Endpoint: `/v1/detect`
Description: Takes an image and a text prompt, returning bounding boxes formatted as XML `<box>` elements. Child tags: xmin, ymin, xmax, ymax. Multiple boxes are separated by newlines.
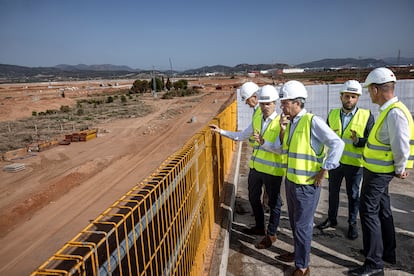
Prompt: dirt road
<box><xmin>0</xmin><ymin>81</ymin><xmax>236</xmax><ymax>275</ymax></box>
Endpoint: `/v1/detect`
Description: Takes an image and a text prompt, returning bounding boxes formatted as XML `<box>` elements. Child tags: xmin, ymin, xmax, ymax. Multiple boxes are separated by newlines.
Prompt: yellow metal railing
<box><xmin>31</xmin><ymin>101</ymin><xmax>237</xmax><ymax>276</ymax></box>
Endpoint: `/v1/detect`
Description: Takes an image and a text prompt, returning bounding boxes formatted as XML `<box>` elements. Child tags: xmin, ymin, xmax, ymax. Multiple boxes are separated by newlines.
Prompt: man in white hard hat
<box><xmin>350</xmin><ymin>68</ymin><xmax>414</xmax><ymax>276</ymax></box>
<box><xmin>261</xmin><ymin>80</ymin><xmax>344</xmax><ymax>276</ymax></box>
<box><xmin>317</xmin><ymin>80</ymin><xmax>374</xmax><ymax>240</ymax></box>
<box><xmin>210</xmin><ymin>81</ymin><xmax>260</xmax><ymax>145</ymax></box>
<box><xmin>211</xmin><ymin>84</ymin><xmax>285</xmax><ymax>249</ymax></box>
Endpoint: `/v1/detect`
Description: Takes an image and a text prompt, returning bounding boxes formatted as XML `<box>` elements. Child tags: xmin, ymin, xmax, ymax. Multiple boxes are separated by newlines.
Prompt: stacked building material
<box><xmin>71</xmin><ymin>133</ymin><xmax>80</xmax><ymax>142</ymax></box>
<box><xmin>79</xmin><ymin>129</ymin><xmax>97</xmax><ymax>142</ymax></box>
<box><xmin>27</xmin><ymin>141</ymin><xmax>58</xmax><ymax>152</ymax></box>
<box><xmin>2</xmin><ymin>148</ymin><xmax>28</xmax><ymax>161</ymax></box>
<box><xmin>3</xmin><ymin>163</ymin><xmax>25</xmax><ymax>172</ymax></box>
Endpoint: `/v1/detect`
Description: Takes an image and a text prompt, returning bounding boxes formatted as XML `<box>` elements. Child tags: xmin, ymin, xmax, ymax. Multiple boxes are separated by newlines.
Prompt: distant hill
<box><xmin>296</xmin><ymin>58</ymin><xmax>388</xmax><ymax>69</ymax></box>
<box><xmin>0</xmin><ymin>64</ymin><xmax>143</xmax><ymax>83</ymax></box>
<box><xmin>1</xmin><ymin>57</ymin><xmax>413</xmax><ymax>83</ymax></box>
<box><xmin>182</xmin><ymin>63</ymin><xmax>289</xmax><ymax>75</ymax></box>
<box><xmin>382</xmin><ymin>57</ymin><xmax>414</xmax><ymax>65</ymax></box>
<box><xmin>55</xmin><ymin>64</ymin><xmax>136</xmax><ymax>71</ymax></box>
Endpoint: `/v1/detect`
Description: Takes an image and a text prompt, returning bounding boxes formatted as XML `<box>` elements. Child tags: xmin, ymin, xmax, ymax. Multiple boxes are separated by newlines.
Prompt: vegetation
<box><xmin>0</xmin><ymin>78</ymin><xmax>203</xmax><ymax>153</ymax></box>
<box><xmin>0</xmin><ymin>91</ymin><xmax>154</xmax><ymax>153</ymax></box>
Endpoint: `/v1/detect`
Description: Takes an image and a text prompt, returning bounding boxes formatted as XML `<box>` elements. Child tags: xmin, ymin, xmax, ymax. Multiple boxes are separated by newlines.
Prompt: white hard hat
<box><xmin>279</xmin><ymin>80</ymin><xmax>308</xmax><ymax>100</ymax></box>
<box><xmin>240</xmin><ymin>81</ymin><xmax>259</xmax><ymax>101</ymax></box>
<box><xmin>363</xmin><ymin>67</ymin><xmax>396</xmax><ymax>88</ymax></box>
<box><xmin>341</xmin><ymin>80</ymin><xmax>362</xmax><ymax>95</ymax></box>
<box><xmin>258</xmin><ymin>85</ymin><xmax>279</xmax><ymax>103</ymax></box>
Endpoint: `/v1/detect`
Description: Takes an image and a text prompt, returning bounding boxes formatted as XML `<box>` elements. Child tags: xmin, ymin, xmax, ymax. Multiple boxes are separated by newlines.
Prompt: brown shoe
<box><xmin>292</xmin><ymin>267</ymin><xmax>310</xmax><ymax>276</ymax></box>
<box><xmin>255</xmin><ymin>235</ymin><xmax>277</xmax><ymax>249</ymax></box>
<box><xmin>275</xmin><ymin>252</ymin><xmax>295</xmax><ymax>262</ymax></box>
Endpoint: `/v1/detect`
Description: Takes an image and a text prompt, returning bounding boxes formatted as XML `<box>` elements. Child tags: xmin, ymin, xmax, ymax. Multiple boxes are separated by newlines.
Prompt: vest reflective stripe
<box><xmin>287</xmin><ymin>167</ymin><xmax>317</xmax><ymax>177</ymax></box>
<box><xmin>249</xmin><ymin>114</ymin><xmax>285</xmax><ymax>176</ymax></box>
<box><xmin>288</xmin><ymin>152</ymin><xmax>324</xmax><ymax>164</ymax></box>
<box><xmin>363</xmin><ymin>101</ymin><xmax>414</xmax><ymax>173</ymax></box>
<box><xmin>328</xmin><ymin>108</ymin><xmax>370</xmax><ymax>167</ymax></box>
<box><xmin>250</xmin><ymin>155</ymin><xmax>286</xmax><ymax>169</ymax></box>
<box><xmin>283</xmin><ymin>113</ymin><xmax>324</xmax><ymax>184</ymax></box>
<box><xmin>366</xmin><ymin>143</ymin><xmax>390</xmax><ymax>151</ymax></box>
<box><xmin>248</xmin><ymin>108</ymin><xmax>262</xmax><ymax>147</ymax></box>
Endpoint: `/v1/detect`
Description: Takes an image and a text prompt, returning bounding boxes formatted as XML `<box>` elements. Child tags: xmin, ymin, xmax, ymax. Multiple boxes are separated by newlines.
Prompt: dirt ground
<box><xmin>0</xmin><ymin>76</ymin><xmax>253</xmax><ymax>275</ymax></box>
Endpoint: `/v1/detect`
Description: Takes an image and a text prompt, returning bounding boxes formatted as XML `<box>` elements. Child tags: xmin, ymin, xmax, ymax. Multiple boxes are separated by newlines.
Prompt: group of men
<box><xmin>209</xmin><ymin>67</ymin><xmax>414</xmax><ymax>276</ymax></box>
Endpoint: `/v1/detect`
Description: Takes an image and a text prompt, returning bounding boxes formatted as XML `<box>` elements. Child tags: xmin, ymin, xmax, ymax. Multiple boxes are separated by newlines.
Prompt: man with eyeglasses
<box><xmin>349</xmin><ymin>67</ymin><xmax>414</xmax><ymax>276</ymax></box>
<box><xmin>259</xmin><ymin>80</ymin><xmax>344</xmax><ymax>276</ymax></box>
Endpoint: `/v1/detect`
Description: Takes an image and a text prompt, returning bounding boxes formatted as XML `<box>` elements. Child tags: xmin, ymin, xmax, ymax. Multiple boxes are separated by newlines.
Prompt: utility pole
<box><xmin>169</xmin><ymin>57</ymin><xmax>173</xmax><ymax>81</ymax></box>
<box><xmin>397</xmin><ymin>49</ymin><xmax>401</xmax><ymax>66</ymax></box>
<box><xmin>152</xmin><ymin>66</ymin><xmax>157</xmax><ymax>98</ymax></box>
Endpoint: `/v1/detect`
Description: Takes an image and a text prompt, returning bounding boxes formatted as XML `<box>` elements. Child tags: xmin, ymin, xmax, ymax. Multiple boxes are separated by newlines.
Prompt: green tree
<box><xmin>130</xmin><ymin>79</ymin><xmax>150</xmax><ymax>94</ymax></box>
<box><xmin>173</xmin><ymin>79</ymin><xmax>188</xmax><ymax>90</ymax></box>
<box><xmin>150</xmin><ymin>77</ymin><xmax>163</xmax><ymax>92</ymax></box>
<box><xmin>166</xmin><ymin>77</ymin><xmax>172</xmax><ymax>91</ymax></box>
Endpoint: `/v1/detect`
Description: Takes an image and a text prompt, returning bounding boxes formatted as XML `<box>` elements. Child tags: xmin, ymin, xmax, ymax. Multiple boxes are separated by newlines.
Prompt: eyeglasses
<box><xmin>280</xmin><ymin>100</ymin><xmax>293</xmax><ymax>105</ymax></box>
<box><xmin>259</xmin><ymin>102</ymin><xmax>275</xmax><ymax>106</ymax></box>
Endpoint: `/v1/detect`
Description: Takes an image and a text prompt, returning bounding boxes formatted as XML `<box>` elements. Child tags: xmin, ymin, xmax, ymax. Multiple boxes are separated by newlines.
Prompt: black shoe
<box><xmin>348</xmin><ymin>223</ymin><xmax>358</xmax><ymax>240</ymax></box>
<box><xmin>349</xmin><ymin>265</ymin><xmax>384</xmax><ymax>276</ymax></box>
<box><xmin>242</xmin><ymin>226</ymin><xmax>265</xmax><ymax>236</ymax></box>
<box><xmin>316</xmin><ymin>218</ymin><xmax>337</xmax><ymax>230</ymax></box>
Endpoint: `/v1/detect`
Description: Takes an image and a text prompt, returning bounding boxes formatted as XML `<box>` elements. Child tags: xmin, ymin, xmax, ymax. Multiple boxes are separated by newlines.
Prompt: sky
<box><xmin>1</xmin><ymin>0</ymin><xmax>413</xmax><ymax>71</ymax></box>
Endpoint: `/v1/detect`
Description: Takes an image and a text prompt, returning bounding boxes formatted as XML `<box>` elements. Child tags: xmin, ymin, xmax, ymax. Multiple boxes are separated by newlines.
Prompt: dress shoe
<box><xmin>316</xmin><ymin>218</ymin><xmax>337</xmax><ymax>230</ymax></box>
<box><xmin>292</xmin><ymin>267</ymin><xmax>310</xmax><ymax>276</ymax></box>
<box><xmin>255</xmin><ymin>234</ymin><xmax>277</xmax><ymax>249</ymax></box>
<box><xmin>348</xmin><ymin>223</ymin><xmax>358</xmax><ymax>240</ymax></box>
<box><xmin>242</xmin><ymin>226</ymin><xmax>265</xmax><ymax>236</ymax></box>
<box><xmin>349</xmin><ymin>265</ymin><xmax>384</xmax><ymax>276</ymax></box>
<box><xmin>275</xmin><ymin>252</ymin><xmax>295</xmax><ymax>262</ymax></box>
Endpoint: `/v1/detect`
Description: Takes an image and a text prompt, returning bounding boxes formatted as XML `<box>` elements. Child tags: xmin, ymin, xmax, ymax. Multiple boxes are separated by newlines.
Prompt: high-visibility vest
<box><xmin>363</xmin><ymin>101</ymin><xmax>414</xmax><ymax>173</ymax></box>
<box><xmin>249</xmin><ymin>114</ymin><xmax>286</xmax><ymax>176</ymax></box>
<box><xmin>248</xmin><ymin>108</ymin><xmax>262</xmax><ymax>147</ymax></box>
<box><xmin>328</xmin><ymin>108</ymin><xmax>370</xmax><ymax>167</ymax></box>
<box><xmin>283</xmin><ymin>113</ymin><xmax>325</xmax><ymax>184</ymax></box>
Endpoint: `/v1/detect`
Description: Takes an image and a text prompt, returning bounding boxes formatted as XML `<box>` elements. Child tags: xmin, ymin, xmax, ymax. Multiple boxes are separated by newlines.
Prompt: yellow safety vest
<box><xmin>363</xmin><ymin>101</ymin><xmax>414</xmax><ymax>173</ymax></box>
<box><xmin>250</xmin><ymin>114</ymin><xmax>285</xmax><ymax>176</ymax></box>
<box><xmin>328</xmin><ymin>108</ymin><xmax>370</xmax><ymax>167</ymax></box>
<box><xmin>248</xmin><ymin>108</ymin><xmax>262</xmax><ymax>147</ymax></box>
<box><xmin>283</xmin><ymin>113</ymin><xmax>325</xmax><ymax>184</ymax></box>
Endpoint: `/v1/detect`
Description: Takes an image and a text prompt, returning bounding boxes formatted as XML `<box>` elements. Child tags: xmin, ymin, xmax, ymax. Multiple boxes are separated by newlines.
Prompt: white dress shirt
<box><xmin>377</xmin><ymin>97</ymin><xmax>411</xmax><ymax>174</ymax></box>
<box><xmin>263</xmin><ymin>109</ymin><xmax>344</xmax><ymax>170</ymax></box>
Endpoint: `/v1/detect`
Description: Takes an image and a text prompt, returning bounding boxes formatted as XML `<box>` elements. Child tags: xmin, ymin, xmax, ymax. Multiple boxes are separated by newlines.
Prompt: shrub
<box><xmin>60</xmin><ymin>105</ymin><xmax>71</xmax><ymax>112</ymax></box>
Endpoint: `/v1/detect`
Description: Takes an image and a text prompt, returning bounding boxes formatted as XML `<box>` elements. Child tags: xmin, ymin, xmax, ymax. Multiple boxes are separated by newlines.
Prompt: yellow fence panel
<box><xmin>31</xmin><ymin>101</ymin><xmax>237</xmax><ymax>276</ymax></box>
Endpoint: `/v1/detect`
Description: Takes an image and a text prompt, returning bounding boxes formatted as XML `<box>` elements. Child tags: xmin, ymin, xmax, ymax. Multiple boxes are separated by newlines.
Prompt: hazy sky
<box><xmin>1</xmin><ymin>0</ymin><xmax>413</xmax><ymax>70</ymax></box>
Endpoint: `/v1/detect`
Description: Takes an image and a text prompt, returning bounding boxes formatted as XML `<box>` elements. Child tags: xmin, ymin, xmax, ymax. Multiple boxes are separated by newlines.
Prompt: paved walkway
<box><xmin>217</xmin><ymin>141</ymin><xmax>414</xmax><ymax>276</ymax></box>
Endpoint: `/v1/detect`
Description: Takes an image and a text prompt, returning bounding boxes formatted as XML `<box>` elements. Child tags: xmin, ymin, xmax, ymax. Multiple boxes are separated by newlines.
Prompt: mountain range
<box><xmin>0</xmin><ymin>57</ymin><xmax>413</xmax><ymax>83</ymax></box>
